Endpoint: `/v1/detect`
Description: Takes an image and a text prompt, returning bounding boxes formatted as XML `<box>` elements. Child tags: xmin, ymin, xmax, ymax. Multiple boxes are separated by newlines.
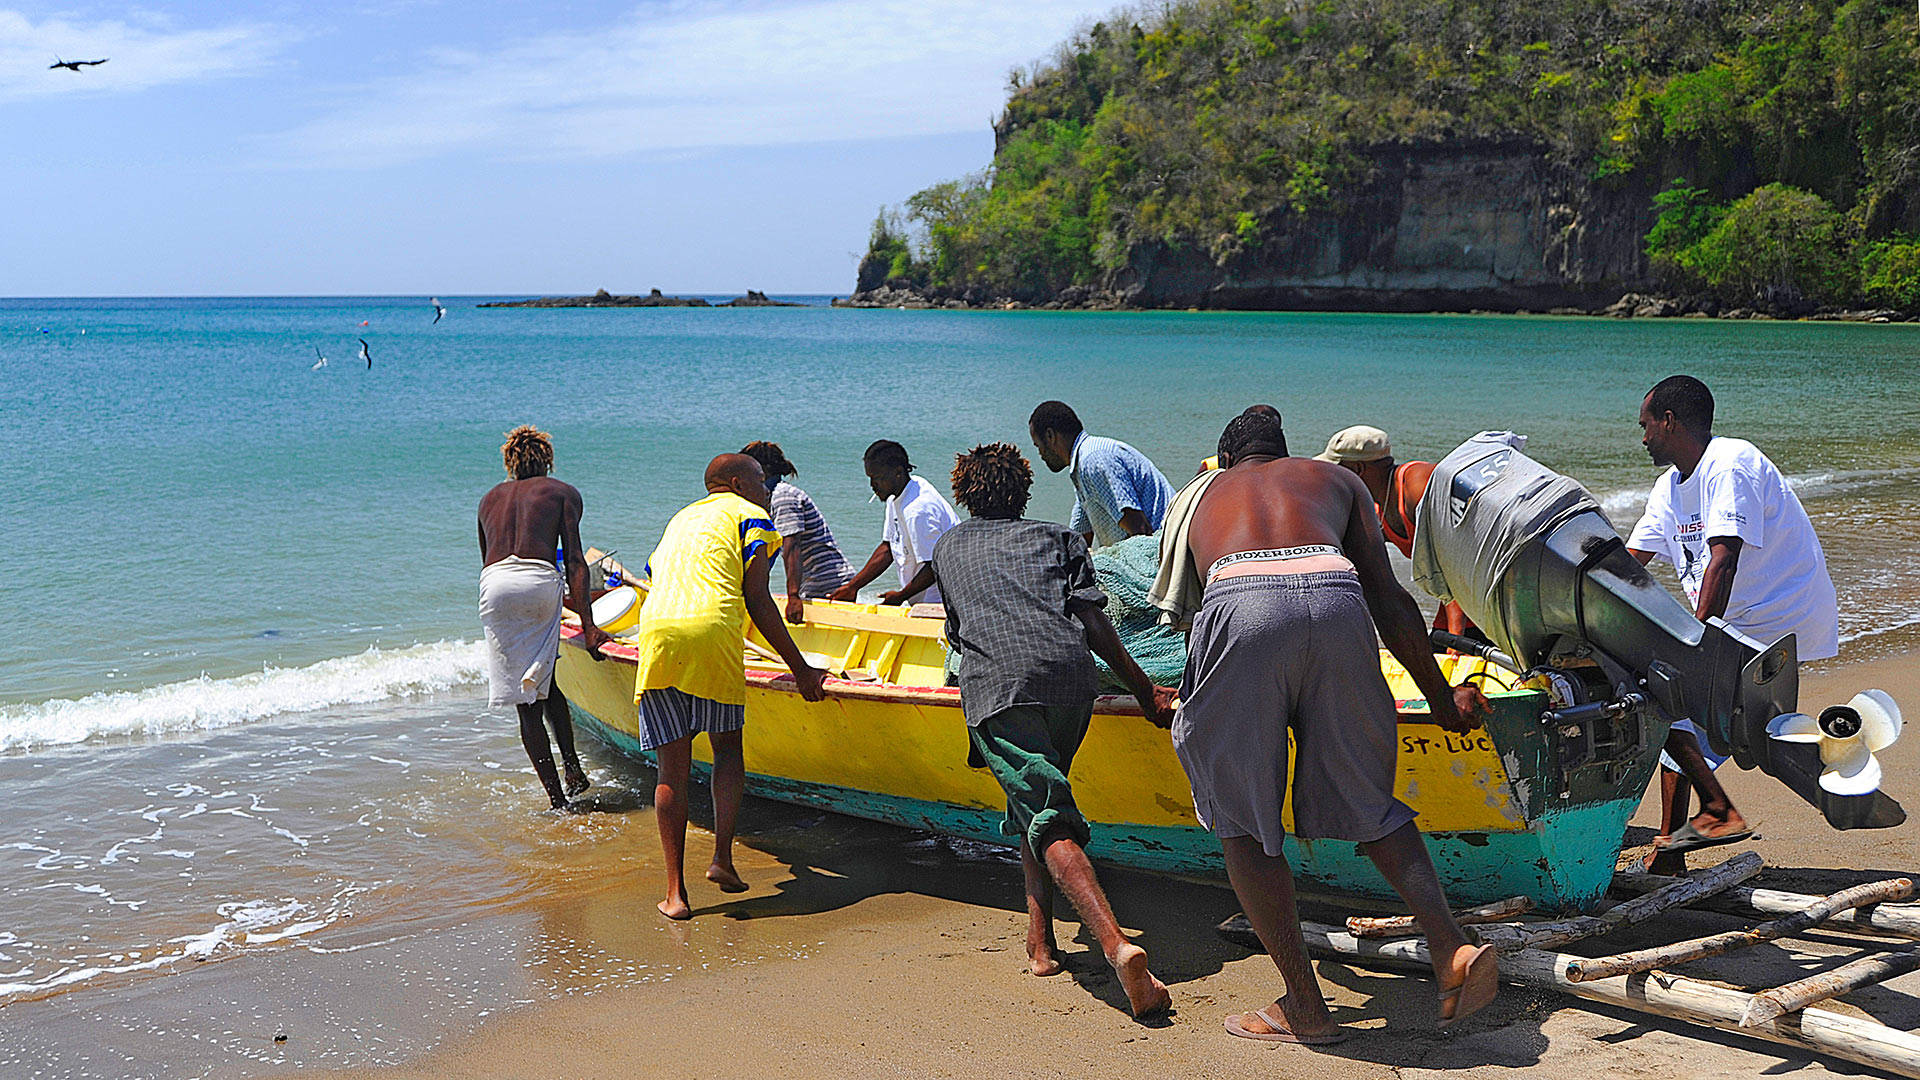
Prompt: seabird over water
<box><xmin>312</xmin><ymin>346</ymin><xmax>327</xmax><ymax>370</ymax></box>
<box><xmin>431</xmin><ymin>297</ymin><xmax>446</xmax><ymax>324</ymax></box>
<box><xmin>50</xmin><ymin>57</ymin><xmax>107</xmax><ymax>71</ymax></box>
<box><xmin>358</xmin><ymin>338</ymin><xmax>371</xmax><ymax>369</ymax></box>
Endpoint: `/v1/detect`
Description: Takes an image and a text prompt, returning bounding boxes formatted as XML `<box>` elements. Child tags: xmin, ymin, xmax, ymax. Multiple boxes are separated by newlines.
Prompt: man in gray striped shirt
<box><xmin>742</xmin><ymin>441</ymin><xmax>854</xmax><ymax>622</ymax></box>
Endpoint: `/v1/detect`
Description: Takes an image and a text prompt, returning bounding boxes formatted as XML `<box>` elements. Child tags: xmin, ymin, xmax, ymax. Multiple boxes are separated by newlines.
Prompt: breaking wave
<box><xmin>1593</xmin><ymin>465</ymin><xmax>1920</xmax><ymax>524</ymax></box>
<box><xmin>0</xmin><ymin>641</ymin><xmax>485</xmax><ymax>754</ymax></box>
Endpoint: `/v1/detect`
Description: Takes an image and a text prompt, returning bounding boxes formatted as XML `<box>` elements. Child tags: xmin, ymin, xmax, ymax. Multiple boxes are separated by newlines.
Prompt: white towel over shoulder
<box><xmin>479</xmin><ymin>556</ymin><xmax>565</xmax><ymax>706</ymax></box>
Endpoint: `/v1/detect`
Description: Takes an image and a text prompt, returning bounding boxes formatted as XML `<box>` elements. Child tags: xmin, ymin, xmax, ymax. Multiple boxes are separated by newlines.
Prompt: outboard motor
<box><xmin>1411</xmin><ymin>436</ymin><xmax>1904</xmax><ymax>831</ymax></box>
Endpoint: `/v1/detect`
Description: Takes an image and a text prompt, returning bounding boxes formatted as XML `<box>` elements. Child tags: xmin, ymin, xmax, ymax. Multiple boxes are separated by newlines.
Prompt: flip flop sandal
<box><xmin>1224</xmin><ymin>1003</ymin><xmax>1347</xmax><ymax>1044</ymax></box>
<box><xmin>1660</xmin><ymin>821</ymin><xmax>1755</xmax><ymax>856</ymax></box>
<box><xmin>1438</xmin><ymin>944</ymin><xmax>1501</xmax><ymax>1030</ymax></box>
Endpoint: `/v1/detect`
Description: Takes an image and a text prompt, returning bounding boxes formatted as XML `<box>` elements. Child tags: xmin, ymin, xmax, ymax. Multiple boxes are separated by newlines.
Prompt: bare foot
<box><xmin>1109</xmin><ymin>941</ymin><xmax>1171</xmax><ymax>1018</ymax></box>
<box><xmin>1437</xmin><ymin>943</ymin><xmax>1499</xmax><ymax>1028</ymax></box>
<box><xmin>657</xmin><ymin>894</ymin><xmax>691</xmax><ymax>920</ymax></box>
<box><xmin>563</xmin><ymin>766</ymin><xmax>591</xmax><ymax>798</ymax></box>
<box><xmin>1028</xmin><ymin>944</ymin><xmax>1064</xmax><ymax>977</ymax></box>
<box><xmin>706</xmin><ymin>863</ymin><xmax>748</xmax><ymax>893</ymax></box>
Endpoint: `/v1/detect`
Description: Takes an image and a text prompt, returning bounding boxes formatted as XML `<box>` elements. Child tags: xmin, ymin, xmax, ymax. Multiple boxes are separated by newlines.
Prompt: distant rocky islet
<box><xmin>479</xmin><ymin>288</ymin><xmax>804</xmax><ymax>309</ymax></box>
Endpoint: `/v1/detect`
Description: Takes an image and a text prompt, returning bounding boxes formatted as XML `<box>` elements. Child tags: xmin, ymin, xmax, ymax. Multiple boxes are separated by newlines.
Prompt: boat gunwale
<box><xmin>559</xmin><ymin>624</ymin><xmax>1535</xmax><ymax>723</ymax></box>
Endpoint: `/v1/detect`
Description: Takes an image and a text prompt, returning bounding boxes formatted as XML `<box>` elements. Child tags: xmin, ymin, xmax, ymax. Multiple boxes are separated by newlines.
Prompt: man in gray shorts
<box><xmin>1174</xmin><ymin>410</ymin><xmax>1498</xmax><ymax>1044</ymax></box>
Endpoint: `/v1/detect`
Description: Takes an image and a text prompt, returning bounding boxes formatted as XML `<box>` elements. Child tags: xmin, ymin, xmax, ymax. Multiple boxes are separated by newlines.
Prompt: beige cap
<box><xmin>1314</xmin><ymin>425</ymin><xmax>1392</xmax><ymax>463</ymax></box>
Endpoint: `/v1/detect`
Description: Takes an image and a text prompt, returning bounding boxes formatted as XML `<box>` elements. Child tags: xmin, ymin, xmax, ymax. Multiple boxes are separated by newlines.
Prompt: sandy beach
<box><xmin>283</xmin><ymin>647</ymin><xmax>1920</xmax><ymax>1080</ymax></box>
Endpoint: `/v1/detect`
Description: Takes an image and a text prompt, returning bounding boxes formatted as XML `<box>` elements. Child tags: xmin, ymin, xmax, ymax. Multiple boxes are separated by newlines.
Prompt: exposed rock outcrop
<box><xmin>479</xmin><ymin>288</ymin><xmax>712</xmax><ymax>308</ymax></box>
<box><xmin>720</xmin><ymin>290</ymin><xmax>803</xmax><ymax>307</ymax></box>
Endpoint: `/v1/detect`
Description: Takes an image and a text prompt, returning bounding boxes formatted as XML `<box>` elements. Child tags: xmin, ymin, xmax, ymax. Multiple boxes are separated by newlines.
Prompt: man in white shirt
<box><xmin>1627</xmin><ymin>375</ymin><xmax>1840</xmax><ymax>873</ymax></box>
<box><xmin>830</xmin><ymin>439</ymin><xmax>959</xmax><ymax>605</ymax></box>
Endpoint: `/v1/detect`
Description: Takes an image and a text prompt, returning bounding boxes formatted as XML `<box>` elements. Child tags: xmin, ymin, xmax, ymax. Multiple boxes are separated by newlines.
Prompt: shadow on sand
<box><xmin>575</xmin><ymin>741</ymin><xmax>1576</xmax><ymax>1063</ymax></box>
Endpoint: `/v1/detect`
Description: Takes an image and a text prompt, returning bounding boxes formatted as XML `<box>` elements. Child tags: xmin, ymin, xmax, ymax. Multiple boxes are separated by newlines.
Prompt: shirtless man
<box><xmin>1172</xmin><ymin>410</ymin><xmax>1498</xmax><ymax>1043</ymax></box>
<box><xmin>478</xmin><ymin>426</ymin><xmax>610</xmax><ymax>809</ymax></box>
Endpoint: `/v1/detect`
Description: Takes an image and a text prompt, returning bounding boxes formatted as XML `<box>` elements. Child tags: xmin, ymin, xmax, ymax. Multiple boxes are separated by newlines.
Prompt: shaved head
<box><xmin>705</xmin><ymin>453</ymin><xmax>764</xmax><ymax>492</ymax></box>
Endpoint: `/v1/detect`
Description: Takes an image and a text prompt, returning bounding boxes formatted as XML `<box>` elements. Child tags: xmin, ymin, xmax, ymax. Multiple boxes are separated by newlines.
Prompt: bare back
<box><xmin>478</xmin><ymin>476</ymin><xmax>584</xmax><ymax>568</ymax></box>
<box><xmin>1188</xmin><ymin>456</ymin><xmax>1399</xmax><ymax>602</ymax></box>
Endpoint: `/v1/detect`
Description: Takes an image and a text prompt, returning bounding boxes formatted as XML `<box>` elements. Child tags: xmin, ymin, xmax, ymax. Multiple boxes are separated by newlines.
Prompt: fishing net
<box><xmin>1091</xmin><ymin>534</ymin><xmax>1188</xmax><ymax>689</ymax></box>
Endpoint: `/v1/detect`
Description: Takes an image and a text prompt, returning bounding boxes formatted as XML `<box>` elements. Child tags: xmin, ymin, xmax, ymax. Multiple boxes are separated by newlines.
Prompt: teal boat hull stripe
<box><xmin>572</xmin><ymin>705</ymin><xmax>1634</xmax><ymax>910</ymax></box>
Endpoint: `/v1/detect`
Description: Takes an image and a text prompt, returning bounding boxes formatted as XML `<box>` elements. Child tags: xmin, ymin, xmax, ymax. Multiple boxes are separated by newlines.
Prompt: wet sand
<box><xmin>291</xmin><ymin>648</ymin><xmax>1920</xmax><ymax>1080</ymax></box>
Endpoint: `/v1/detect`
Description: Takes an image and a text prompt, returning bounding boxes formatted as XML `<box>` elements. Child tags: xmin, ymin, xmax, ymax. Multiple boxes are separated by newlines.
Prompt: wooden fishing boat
<box><xmin>556</xmin><ymin>596</ymin><xmax>1657</xmax><ymax>912</ymax></box>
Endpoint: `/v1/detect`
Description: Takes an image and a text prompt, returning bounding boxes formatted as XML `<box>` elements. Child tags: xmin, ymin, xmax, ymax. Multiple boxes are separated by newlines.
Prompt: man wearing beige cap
<box><xmin>1315</xmin><ymin>426</ymin><xmax>1474</xmax><ymax>637</ymax></box>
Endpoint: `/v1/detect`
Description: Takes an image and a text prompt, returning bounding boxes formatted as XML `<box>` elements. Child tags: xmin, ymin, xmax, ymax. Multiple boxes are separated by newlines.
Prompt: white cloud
<box><xmin>0</xmin><ymin>10</ymin><xmax>288</xmax><ymax>103</ymax></box>
<box><xmin>270</xmin><ymin>0</ymin><xmax>1111</xmax><ymax>166</ymax></box>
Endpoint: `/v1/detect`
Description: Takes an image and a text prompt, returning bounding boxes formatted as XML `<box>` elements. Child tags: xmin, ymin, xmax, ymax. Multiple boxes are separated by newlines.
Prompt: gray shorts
<box><xmin>1172</xmin><ymin>572</ymin><xmax>1414</xmax><ymax>854</ymax></box>
<box><xmin>638</xmin><ymin>687</ymin><xmax>745</xmax><ymax>751</ymax></box>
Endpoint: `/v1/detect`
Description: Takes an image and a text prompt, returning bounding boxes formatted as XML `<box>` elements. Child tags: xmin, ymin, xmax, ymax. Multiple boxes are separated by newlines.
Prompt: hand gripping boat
<box><xmin>556</xmin><ymin>444</ymin><xmax>1899</xmax><ymax>912</ymax></box>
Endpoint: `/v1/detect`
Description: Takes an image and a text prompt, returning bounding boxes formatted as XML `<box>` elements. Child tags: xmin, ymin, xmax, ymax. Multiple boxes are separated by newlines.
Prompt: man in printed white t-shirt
<box><xmin>1627</xmin><ymin>375</ymin><xmax>1840</xmax><ymax>874</ymax></box>
<box><xmin>831</xmin><ymin>439</ymin><xmax>959</xmax><ymax>606</ymax></box>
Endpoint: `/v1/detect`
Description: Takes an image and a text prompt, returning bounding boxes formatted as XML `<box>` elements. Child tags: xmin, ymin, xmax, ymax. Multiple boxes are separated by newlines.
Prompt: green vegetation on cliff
<box><xmin>861</xmin><ymin>0</ymin><xmax>1920</xmax><ymax>309</ymax></box>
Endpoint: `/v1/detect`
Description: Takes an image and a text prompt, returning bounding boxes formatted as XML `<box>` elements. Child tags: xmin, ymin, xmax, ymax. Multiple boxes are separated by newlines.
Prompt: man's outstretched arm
<box><xmin>560</xmin><ymin>487</ymin><xmax>608</xmax><ymax>660</ymax></box>
<box><xmin>1075</xmin><ymin>604</ymin><xmax>1173</xmax><ymax>725</ymax></box>
<box><xmin>1340</xmin><ymin>471</ymin><xmax>1485</xmax><ymax>733</ymax></box>
<box><xmin>831</xmin><ymin>542</ymin><xmax>894</xmax><ymax>601</ymax></box>
<box><xmin>745</xmin><ymin>551</ymin><xmax>826</xmax><ymax>701</ymax></box>
<box><xmin>881</xmin><ymin>564</ymin><xmax>937</xmax><ymax>605</ymax></box>
<box><xmin>1695</xmin><ymin>537</ymin><xmax>1742</xmax><ymax>622</ymax></box>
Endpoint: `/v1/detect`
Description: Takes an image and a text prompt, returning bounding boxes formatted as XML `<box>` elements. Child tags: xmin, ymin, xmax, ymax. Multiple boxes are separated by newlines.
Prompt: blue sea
<box><xmin>3</xmin><ymin>296</ymin><xmax>1919</xmax><ymax>1075</ymax></box>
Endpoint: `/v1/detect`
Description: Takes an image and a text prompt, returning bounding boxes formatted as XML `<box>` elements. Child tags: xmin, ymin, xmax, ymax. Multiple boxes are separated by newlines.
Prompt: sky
<box><xmin>1</xmin><ymin>1</ymin><xmax>1117</xmax><ymax>296</ymax></box>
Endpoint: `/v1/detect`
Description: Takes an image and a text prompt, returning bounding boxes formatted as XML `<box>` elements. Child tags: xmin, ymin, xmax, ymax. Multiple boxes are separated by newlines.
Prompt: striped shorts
<box><xmin>637</xmin><ymin>687</ymin><xmax>745</xmax><ymax>751</ymax></box>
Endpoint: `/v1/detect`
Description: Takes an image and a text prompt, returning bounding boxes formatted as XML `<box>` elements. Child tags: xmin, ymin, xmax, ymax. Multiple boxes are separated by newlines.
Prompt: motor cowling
<box><xmin>1411</xmin><ymin>436</ymin><xmax>1904</xmax><ymax>830</ymax></box>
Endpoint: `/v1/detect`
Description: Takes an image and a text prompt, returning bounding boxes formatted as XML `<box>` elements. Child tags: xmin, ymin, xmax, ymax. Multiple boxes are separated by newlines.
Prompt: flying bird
<box><xmin>312</xmin><ymin>346</ymin><xmax>327</xmax><ymax>370</ymax></box>
<box><xmin>431</xmin><ymin>297</ymin><xmax>446</xmax><ymax>324</ymax></box>
<box><xmin>50</xmin><ymin>57</ymin><xmax>108</xmax><ymax>71</ymax></box>
<box><xmin>358</xmin><ymin>338</ymin><xmax>372</xmax><ymax>369</ymax></box>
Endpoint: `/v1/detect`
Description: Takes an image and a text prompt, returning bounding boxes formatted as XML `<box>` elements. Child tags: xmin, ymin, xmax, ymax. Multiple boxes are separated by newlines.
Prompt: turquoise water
<box><xmin>4</xmin><ymin>297</ymin><xmax>1920</xmax><ymax>1074</ymax></box>
<box><xmin>6</xmin><ymin>297</ymin><xmax>1918</xmax><ymax>712</ymax></box>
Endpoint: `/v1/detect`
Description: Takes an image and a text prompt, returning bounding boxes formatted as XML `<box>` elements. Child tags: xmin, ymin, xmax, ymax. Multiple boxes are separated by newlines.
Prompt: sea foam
<box><xmin>1593</xmin><ymin>465</ymin><xmax>1920</xmax><ymax>526</ymax></box>
<box><xmin>0</xmin><ymin>641</ymin><xmax>485</xmax><ymax>754</ymax></box>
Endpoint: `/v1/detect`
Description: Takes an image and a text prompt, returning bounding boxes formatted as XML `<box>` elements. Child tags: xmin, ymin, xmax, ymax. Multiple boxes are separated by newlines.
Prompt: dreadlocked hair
<box><xmin>502</xmin><ymin>425</ymin><xmax>554</xmax><ymax>479</ymax></box>
<box><xmin>740</xmin><ymin>440</ymin><xmax>797</xmax><ymax>481</ymax></box>
<box><xmin>951</xmin><ymin>442</ymin><xmax>1033</xmax><ymax>519</ymax></box>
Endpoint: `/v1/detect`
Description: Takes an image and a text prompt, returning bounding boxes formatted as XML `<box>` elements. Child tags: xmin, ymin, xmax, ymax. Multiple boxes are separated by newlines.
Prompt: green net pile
<box><xmin>1091</xmin><ymin>534</ymin><xmax>1188</xmax><ymax>689</ymax></box>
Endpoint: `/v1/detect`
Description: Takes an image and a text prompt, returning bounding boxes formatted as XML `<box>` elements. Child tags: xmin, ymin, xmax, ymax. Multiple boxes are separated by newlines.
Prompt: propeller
<box><xmin>1767</xmin><ymin>690</ymin><xmax>1904</xmax><ymax>796</ymax></box>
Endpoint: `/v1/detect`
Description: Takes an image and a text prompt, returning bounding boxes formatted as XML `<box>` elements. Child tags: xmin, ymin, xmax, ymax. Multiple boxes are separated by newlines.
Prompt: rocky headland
<box><xmin>845</xmin><ymin>1</ymin><xmax>1920</xmax><ymax>321</ymax></box>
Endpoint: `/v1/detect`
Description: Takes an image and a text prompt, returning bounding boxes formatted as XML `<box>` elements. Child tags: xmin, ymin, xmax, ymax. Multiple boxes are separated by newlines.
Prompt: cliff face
<box><xmin>1114</xmin><ymin>139</ymin><xmax>1656</xmax><ymax>311</ymax></box>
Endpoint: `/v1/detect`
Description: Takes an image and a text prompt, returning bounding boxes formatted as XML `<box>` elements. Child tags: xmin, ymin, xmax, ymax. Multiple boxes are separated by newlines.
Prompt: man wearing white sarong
<box><xmin>479</xmin><ymin>426</ymin><xmax>610</xmax><ymax>809</ymax></box>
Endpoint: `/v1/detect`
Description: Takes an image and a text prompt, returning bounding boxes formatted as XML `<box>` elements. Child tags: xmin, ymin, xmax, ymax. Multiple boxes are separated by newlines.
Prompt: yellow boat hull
<box><xmin>557</xmin><ymin>599</ymin><xmax>1650</xmax><ymax>910</ymax></box>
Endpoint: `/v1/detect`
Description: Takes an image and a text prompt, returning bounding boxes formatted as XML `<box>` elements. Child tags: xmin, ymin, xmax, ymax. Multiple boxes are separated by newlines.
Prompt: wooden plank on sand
<box><xmin>1615</xmin><ymin>872</ymin><xmax>1920</xmax><ymax>941</ymax></box>
<box><xmin>1743</xmin><ymin>951</ymin><xmax>1920</xmax><ymax>1027</ymax></box>
<box><xmin>1469</xmin><ymin>851</ymin><xmax>1763</xmax><ymax>953</ymax></box>
<box><xmin>1568</xmin><ymin>877</ymin><xmax>1915</xmax><ymax>983</ymax></box>
<box><xmin>1299</xmin><ymin>920</ymin><xmax>1920</xmax><ymax>1080</ymax></box>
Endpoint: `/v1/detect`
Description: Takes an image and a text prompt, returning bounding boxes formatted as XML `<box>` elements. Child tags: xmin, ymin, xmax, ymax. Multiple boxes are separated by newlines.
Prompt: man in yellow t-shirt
<box><xmin>633</xmin><ymin>453</ymin><xmax>827</xmax><ymax>920</ymax></box>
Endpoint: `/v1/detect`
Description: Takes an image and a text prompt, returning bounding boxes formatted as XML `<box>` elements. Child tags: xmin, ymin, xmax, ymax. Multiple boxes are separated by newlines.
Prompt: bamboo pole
<box><xmin>1347</xmin><ymin>896</ymin><xmax>1533</xmax><ymax>939</ymax></box>
<box><xmin>1567</xmin><ymin>878</ymin><xmax>1914</xmax><ymax>983</ymax></box>
<box><xmin>1743</xmin><ymin>951</ymin><xmax>1920</xmax><ymax>1027</ymax></box>
<box><xmin>1470</xmin><ymin>851</ymin><xmax>1763</xmax><ymax>953</ymax></box>
<box><xmin>1614</xmin><ymin>872</ymin><xmax>1920</xmax><ymax>941</ymax></box>
<box><xmin>1299</xmin><ymin>920</ymin><xmax>1920</xmax><ymax>1079</ymax></box>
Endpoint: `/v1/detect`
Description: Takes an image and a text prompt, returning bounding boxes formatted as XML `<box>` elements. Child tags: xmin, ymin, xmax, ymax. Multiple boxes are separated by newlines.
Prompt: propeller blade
<box><xmin>1853</xmin><ymin>689</ymin><xmax>1904</xmax><ymax>754</ymax></box>
<box><xmin>1820</xmin><ymin>743</ymin><xmax>1884</xmax><ymax>796</ymax></box>
<box><xmin>1767</xmin><ymin>712</ymin><xmax>1823</xmax><ymax>743</ymax></box>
